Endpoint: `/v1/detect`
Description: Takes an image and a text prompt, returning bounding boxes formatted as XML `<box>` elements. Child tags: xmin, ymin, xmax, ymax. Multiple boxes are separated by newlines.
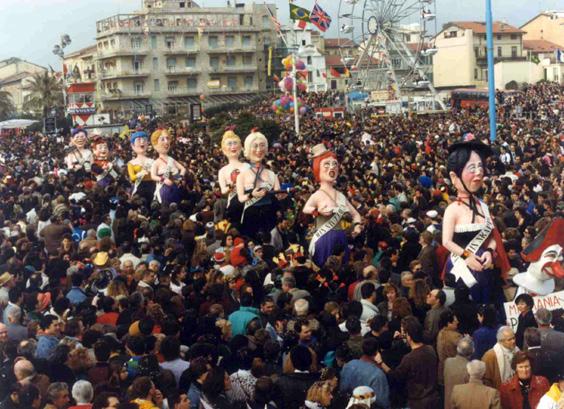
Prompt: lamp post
<box><xmin>52</xmin><ymin>34</ymin><xmax>72</xmax><ymax>115</ymax></box>
<box><xmin>485</xmin><ymin>0</ymin><xmax>496</xmax><ymax>142</ymax></box>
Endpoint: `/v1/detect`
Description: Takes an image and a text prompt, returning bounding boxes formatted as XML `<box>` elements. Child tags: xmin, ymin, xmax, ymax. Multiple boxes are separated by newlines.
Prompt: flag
<box><xmin>531</xmin><ymin>54</ymin><xmax>540</xmax><ymax>64</ymax></box>
<box><xmin>268</xmin><ymin>46</ymin><xmax>273</xmax><ymax>76</ymax></box>
<box><xmin>310</xmin><ymin>3</ymin><xmax>331</xmax><ymax>32</ymax></box>
<box><xmin>330</xmin><ymin>67</ymin><xmax>341</xmax><ymax>78</ymax></box>
<box><xmin>344</xmin><ymin>68</ymin><xmax>351</xmax><ymax>77</ymax></box>
<box><xmin>556</xmin><ymin>49</ymin><xmax>564</xmax><ymax>63</ymax></box>
<box><xmin>266</xmin><ymin>5</ymin><xmax>282</xmax><ymax>34</ymax></box>
<box><xmin>289</xmin><ymin>3</ymin><xmax>310</xmax><ymax>22</ymax></box>
<box><xmin>295</xmin><ymin>20</ymin><xmax>307</xmax><ymax>30</ymax></box>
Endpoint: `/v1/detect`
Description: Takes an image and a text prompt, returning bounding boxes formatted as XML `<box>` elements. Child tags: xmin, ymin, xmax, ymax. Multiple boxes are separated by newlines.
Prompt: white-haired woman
<box><xmin>236</xmin><ymin>130</ymin><xmax>284</xmax><ymax>239</ymax></box>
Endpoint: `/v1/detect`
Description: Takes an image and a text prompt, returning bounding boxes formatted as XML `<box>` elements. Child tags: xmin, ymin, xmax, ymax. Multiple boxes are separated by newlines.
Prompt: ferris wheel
<box><xmin>337</xmin><ymin>0</ymin><xmax>446</xmax><ymax>111</ymax></box>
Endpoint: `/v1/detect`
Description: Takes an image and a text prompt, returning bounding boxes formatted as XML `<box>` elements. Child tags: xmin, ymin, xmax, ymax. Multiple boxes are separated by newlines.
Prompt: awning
<box><xmin>0</xmin><ymin>119</ymin><xmax>39</xmax><ymax>130</ymax></box>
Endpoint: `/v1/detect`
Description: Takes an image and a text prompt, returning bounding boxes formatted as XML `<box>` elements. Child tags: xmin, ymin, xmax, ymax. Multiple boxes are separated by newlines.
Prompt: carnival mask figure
<box><xmin>91</xmin><ymin>136</ymin><xmax>117</xmax><ymax>188</ymax></box>
<box><xmin>303</xmin><ymin>144</ymin><xmax>363</xmax><ymax>268</ymax></box>
<box><xmin>236</xmin><ymin>130</ymin><xmax>283</xmax><ymax>239</ymax></box>
<box><xmin>127</xmin><ymin>131</ymin><xmax>155</xmax><ymax>205</ymax></box>
<box><xmin>150</xmin><ymin>129</ymin><xmax>186</xmax><ymax>205</ymax></box>
<box><xmin>218</xmin><ymin>128</ymin><xmax>249</xmax><ymax>226</ymax></box>
<box><xmin>65</xmin><ymin>128</ymin><xmax>93</xmax><ymax>172</ymax></box>
<box><xmin>442</xmin><ymin>134</ymin><xmax>510</xmax><ymax>303</ymax></box>
<box><xmin>514</xmin><ymin>218</ymin><xmax>564</xmax><ymax>296</ymax></box>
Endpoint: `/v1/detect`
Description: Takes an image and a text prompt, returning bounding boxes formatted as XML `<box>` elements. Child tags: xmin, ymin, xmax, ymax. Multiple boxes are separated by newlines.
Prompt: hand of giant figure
<box><xmin>150</xmin><ymin>129</ymin><xmax>186</xmax><ymax>205</ymax></box>
<box><xmin>65</xmin><ymin>128</ymin><xmax>93</xmax><ymax>171</ymax></box>
<box><xmin>513</xmin><ymin>218</ymin><xmax>564</xmax><ymax>296</ymax></box>
<box><xmin>303</xmin><ymin>144</ymin><xmax>362</xmax><ymax>268</ymax></box>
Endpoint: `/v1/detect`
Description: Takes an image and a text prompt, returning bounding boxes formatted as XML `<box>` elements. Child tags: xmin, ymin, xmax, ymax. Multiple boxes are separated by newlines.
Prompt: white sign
<box><xmin>504</xmin><ymin>290</ymin><xmax>564</xmax><ymax>332</ymax></box>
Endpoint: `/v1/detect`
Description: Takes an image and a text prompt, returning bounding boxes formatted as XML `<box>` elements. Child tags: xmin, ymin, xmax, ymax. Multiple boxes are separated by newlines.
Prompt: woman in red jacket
<box><xmin>499</xmin><ymin>351</ymin><xmax>550</xmax><ymax>409</ymax></box>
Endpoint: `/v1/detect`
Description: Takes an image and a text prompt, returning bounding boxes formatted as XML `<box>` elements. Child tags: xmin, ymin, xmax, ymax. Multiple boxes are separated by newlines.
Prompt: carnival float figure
<box><xmin>513</xmin><ymin>218</ymin><xmax>564</xmax><ymax>296</ymax></box>
<box><xmin>65</xmin><ymin>128</ymin><xmax>93</xmax><ymax>173</ymax></box>
<box><xmin>150</xmin><ymin>129</ymin><xmax>186</xmax><ymax>206</ymax></box>
<box><xmin>127</xmin><ymin>130</ymin><xmax>155</xmax><ymax>205</ymax></box>
<box><xmin>442</xmin><ymin>134</ymin><xmax>509</xmax><ymax>303</ymax></box>
<box><xmin>91</xmin><ymin>136</ymin><xmax>118</xmax><ymax>189</ymax></box>
<box><xmin>303</xmin><ymin>144</ymin><xmax>363</xmax><ymax>268</ymax></box>
<box><xmin>218</xmin><ymin>128</ymin><xmax>249</xmax><ymax>227</ymax></box>
<box><xmin>236</xmin><ymin>130</ymin><xmax>282</xmax><ymax>239</ymax></box>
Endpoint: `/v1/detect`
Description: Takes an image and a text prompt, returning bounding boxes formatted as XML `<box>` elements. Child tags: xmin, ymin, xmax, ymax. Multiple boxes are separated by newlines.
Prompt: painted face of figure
<box><xmin>156</xmin><ymin>131</ymin><xmax>171</xmax><ymax>154</ymax></box>
<box><xmin>222</xmin><ymin>137</ymin><xmax>241</xmax><ymax>160</ymax></box>
<box><xmin>528</xmin><ymin>244</ymin><xmax>564</xmax><ymax>280</ymax></box>
<box><xmin>320</xmin><ymin>156</ymin><xmax>339</xmax><ymax>183</ymax></box>
<box><xmin>250</xmin><ymin>138</ymin><xmax>267</xmax><ymax>163</ymax></box>
<box><xmin>451</xmin><ymin>150</ymin><xmax>484</xmax><ymax>194</ymax></box>
<box><xmin>72</xmin><ymin>131</ymin><xmax>87</xmax><ymax>149</ymax></box>
<box><xmin>94</xmin><ymin>142</ymin><xmax>109</xmax><ymax>160</ymax></box>
<box><xmin>132</xmin><ymin>136</ymin><xmax>148</xmax><ymax>156</ymax></box>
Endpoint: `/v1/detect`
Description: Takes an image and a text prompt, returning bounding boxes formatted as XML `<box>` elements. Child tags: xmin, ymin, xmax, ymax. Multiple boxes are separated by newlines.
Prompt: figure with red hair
<box><xmin>91</xmin><ymin>136</ymin><xmax>118</xmax><ymax>188</ymax></box>
<box><xmin>303</xmin><ymin>144</ymin><xmax>363</xmax><ymax>268</ymax></box>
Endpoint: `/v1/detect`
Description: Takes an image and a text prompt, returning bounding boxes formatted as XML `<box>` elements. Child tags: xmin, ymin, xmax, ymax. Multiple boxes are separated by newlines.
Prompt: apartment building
<box><xmin>433</xmin><ymin>21</ymin><xmax>526</xmax><ymax>89</ymax></box>
<box><xmin>95</xmin><ymin>0</ymin><xmax>277</xmax><ymax>117</ymax></box>
<box><xmin>521</xmin><ymin>11</ymin><xmax>564</xmax><ymax>48</ymax></box>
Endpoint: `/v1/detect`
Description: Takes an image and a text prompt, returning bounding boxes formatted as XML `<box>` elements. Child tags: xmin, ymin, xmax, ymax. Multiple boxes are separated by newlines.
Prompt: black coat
<box><xmin>516</xmin><ymin>310</ymin><xmax>537</xmax><ymax>349</ymax></box>
<box><xmin>275</xmin><ymin>372</ymin><xmax>320</xmax><ymax>409</ymax></box>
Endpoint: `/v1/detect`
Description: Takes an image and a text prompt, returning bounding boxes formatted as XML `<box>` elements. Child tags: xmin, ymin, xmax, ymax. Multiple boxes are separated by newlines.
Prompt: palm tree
<box><xmin>0</xmin><ymin>90</ymin><xmax>15</xmax><ymax>121</ymax></box>
<box><xmin>22</xmin><ymin>70</ymin><xmax>64</xmax><ymax>118</ymax></box>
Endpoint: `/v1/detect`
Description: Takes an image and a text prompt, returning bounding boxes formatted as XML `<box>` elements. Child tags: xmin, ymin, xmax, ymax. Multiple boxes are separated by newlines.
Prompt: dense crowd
<box><xmin>0</xmin><ymin>82</ymin><xmax>562</xmax><ymax>409</ymax></box>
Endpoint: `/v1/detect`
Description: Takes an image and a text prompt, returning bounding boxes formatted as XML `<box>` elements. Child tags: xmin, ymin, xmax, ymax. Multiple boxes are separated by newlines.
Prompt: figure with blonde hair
<box><xmin>236</xmin><ymin>129</ymin><xmax>283</xmax><ymax>239</ymax></box>
<box><xmin>218</xmin><ymin>127</ymin><xmax>249</xmax><ymax>225</ymax></box>
<box><xmin>303</xmin><ymin>144</ymin><xmax>362</xmax><ymax>268</ymax></box>
<box><xmin>150</xmin><ymin>129</ymin><xmax>186</xmax><ymax>205</ymax></box>
<box><xmin>127</xmin><ymin>130</ymin><xmax>155</xmax><ymax>204</ymax></box>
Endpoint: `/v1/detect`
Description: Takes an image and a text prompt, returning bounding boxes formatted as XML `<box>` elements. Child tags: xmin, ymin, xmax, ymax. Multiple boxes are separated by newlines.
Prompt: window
<box><xmin>166</xmin><ymin>57</ymin><xmax>177</xmax><ymax>70</ymax></box>
<box><xmin>511</xmin><ymin>46</ymin><xmax>518</xmax><ymax>58</ymax></box>
<box><xmin>185</xmin><ymin>56</ymin><xmax>196</xmax><ymax>68</ymax></box>
<box><xmin>168</xmin><ymin>80</ymin><xmax>179</xmax><ymax>92</ymax></box>
<box><xmin>307</xmin><ymin>56</ymin><xmax>312</xmax><ymax>65</ymax></box>
<box><xmin>184</xmin><ymin>36</ymin><xmax>195</xmax><ymax>49</ymax></box>
<box><xmin>225</xmin><ymin>35</ymin><xmax>234</xmax><ymax>47</ymax></box>
<box><xmin>110</xmin><ymin>39</ymin><xmax>116</xmax><ymax>47</ymax></box>
<box><xmin>242</xmin><ymin>35</ymin><xmax>251</xmax><ymax>47</ymax></box>
<box><xmin>243</xmin><ymin>54</ymin><xmax>252</xmax><ymax>65</ymax></box>
<box><xmin>133</xmin><ymin>60</ymin><xmax>143</xmax><ymax>72</ymax></box>
<box><xmin>208</xmin><ymin>36</ymin><xmax>218</xmax><ymax>49</ymax></box>
<box><xmin>474</xmin><ymin>68</ymin><xmax>478</xmax><ymax>80</ymax></box>
<box><xmin>330</xmin><ymin>79</ymin><xmax>337</xmax><ymax>90</ymax></box>
<box><xmin>405</xmin><ymin>34</ymin><xmax>411</xmax><ymax>42</ymax></box>
<box><xmin>154</xmin><ymin>79</ymin><xmax>160</xmax><ymax>91</ymax></box>
<box><xmin>496</xmin><ymin>34</ymin><xmax>501</xmax><ymax>40</ymax></box>
<box><xmin>227</xmin><ymin>77</ymin><xmax>237</xmax><ymax>90</ymax></box>
<box><xmin>301</xmin><ymin>39</ymin><xmax>306</xmax><ymax>46</ymax></box>
<box><xmin>131</xmin><ymin>37</ymin><xmax>143</xmax><ymax>48</ymax></box>
<box><xmin>134</xmin><ymin>82</ymin><xmax>144</xmax><ymax>95</ymax></box>
<box><xmin>244</xmin><ymin>76</ymin><xmax>253</xmax><ymax>89</ymax></box>
<box><xmin>226</xmin><ymin>55</ymin><xmax>236</xmax><ymax>66</ymax></box>
<box><xmin>474</xmin><ymin>47</ymin><xmax>479</xmax><ymax>58</ymax></box>
<box><xmin>510</xmin><ymin>34</ymin><xmax>517</xmax><ymax>40</ymax></box>
<box><xmin>239</xmin><ymin>14</ymin><xmax>245</xmax><ymax>26</ymax></box>
<box><xmin>391</xmin><ymin>58</ymin><xmax>401</xmax><ymax>68</ymax></box>
<box><xmin>153</xmin><ymin>57</ymin><xmax>159</xmax><ymax>70</ymax></box>
<box><xmin>262</xmin><ymin>15</ymin><xmax>269</xmax><ymax>28</ymax></box>
<box><xmin>209</xmin><ymin>56</ymin><xmax>219</xmax><ymax>69</ymax></box>
<box><xmin>179</xmin><ymin>2</ymin><xmax>185</xmax><ymax>7</ymax></box>
<box><xmin>165</xmin><ymin>36</ymin><xmax>175</xmax><ymax>49</ymax></box>
<box><xmin>151</xmin><ymin>35</ymin><xmax>157</xmax><ymax>49</ymax></box>
<box><xmin>497</xmin><ymin>46</ymin><xmax>502</xmax><ymax>57</ymax></box>
<box><xmin>187</xmin><ymin>78</ymin><xmax>197</xmax><ymax>89</ymax></box>
<box><xmin>308</xmin><ymin>72</ymin><xmax>313</xmax><ymax>82</ymax></box>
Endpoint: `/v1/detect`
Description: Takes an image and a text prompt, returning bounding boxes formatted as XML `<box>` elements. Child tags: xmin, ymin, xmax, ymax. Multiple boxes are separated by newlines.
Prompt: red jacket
<box><xmin>499</xmin><ymin>375</ymin><xmax>550</xmax><ymax>409</ymax></box>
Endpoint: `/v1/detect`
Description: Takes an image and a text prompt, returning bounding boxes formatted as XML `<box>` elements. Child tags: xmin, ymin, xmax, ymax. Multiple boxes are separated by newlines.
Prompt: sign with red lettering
<box><xmin>504</xmin><ymin>290</ymin><xmax>564</xmax><ymax>332</ymax></box>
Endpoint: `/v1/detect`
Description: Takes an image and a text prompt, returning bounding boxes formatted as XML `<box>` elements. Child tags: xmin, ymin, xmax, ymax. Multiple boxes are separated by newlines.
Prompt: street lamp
<box><xmin>52</xmin><ymin>34</ymin><xmax>72</xmax><ymax>114</ymax></box>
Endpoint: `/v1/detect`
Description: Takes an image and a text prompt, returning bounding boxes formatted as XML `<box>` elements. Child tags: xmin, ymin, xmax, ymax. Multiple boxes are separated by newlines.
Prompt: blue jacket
<box><xmin>36</xmin><ymin>335</ymin><xmax>59</xmax><ymax>359</ymax></box>
<box><xmin>228</xmin><ymin>306</ymin><xmax>259</xmax><ymax>336</ymax></box>
<box><xmin>472</xmin><ymin>325</ymin><xmax>499</xmax><ymax>359</ymax></box>
<box><xmin>66</xmin><ymin>287</ymin><xmax>88</xmax><ymax>305</ymax></box>
<box><xmin>340</xmin><ymin>357</ymin><xmax>390</xmax><ymax>409</ymax></box>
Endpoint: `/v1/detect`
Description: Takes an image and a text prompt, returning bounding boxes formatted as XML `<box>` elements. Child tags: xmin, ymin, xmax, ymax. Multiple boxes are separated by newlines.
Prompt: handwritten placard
<box><xmin>504</xmin><ymin>290</ymin><xmax>564</xmax><ymax>332</ymax></box>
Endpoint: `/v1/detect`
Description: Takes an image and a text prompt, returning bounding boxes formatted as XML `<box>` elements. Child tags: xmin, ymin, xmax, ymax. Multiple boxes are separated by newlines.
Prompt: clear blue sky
<box><xmin>0</xmin><ymin>0</ymin><xmax>561</xmax><ymax>68</ymax></box>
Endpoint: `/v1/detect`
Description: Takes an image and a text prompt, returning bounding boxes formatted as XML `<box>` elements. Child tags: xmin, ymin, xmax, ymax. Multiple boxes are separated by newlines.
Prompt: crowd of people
<box><xmin>0</xmin><ymin>82</ymin><xmax>562</xmax><ymax>409</ymax></box>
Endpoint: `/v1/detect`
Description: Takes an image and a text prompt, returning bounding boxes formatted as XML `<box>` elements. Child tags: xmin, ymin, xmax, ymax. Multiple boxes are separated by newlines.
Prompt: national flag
<box><xmin>289</xmin><ymin>4</ymin><xmax>310</xmax><ymax>22</ymax></box>
<box><xmin>266</xmin><ymin>5</ymin><xmax>282</xmax><ymax>34</ymax></box>
<box><xmin>309</xmin><ymin>3</ymin><xmax>331</xmax><ymax>32</ymax></box>
<box><xmin>322</xmin><ymin>72</ymin><xmax>327</xmax><ymax>78</ymax></box>
<box><xmin>343</xmin><ymin>68</ymin><xmax>351</xmax><ymax>77</ymax></box>
<box><xmin>556</xmin><ymin>49</ymin><xmax>564</xmax><ymax>63</ymax></box>
<box><xmin>295</xmin><ymin>20</ymin><xmax>308</xmax><ymax>30</ymax></box>
<box><xmin>330</xmin><ymin>67</ymin><xmax>341</xmax><ymax>78</ymax></box>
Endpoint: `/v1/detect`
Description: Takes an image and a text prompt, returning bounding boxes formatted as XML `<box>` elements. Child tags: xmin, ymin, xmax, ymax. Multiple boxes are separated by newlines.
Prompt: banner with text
<box><xmin>504</xmin><ymin>290</ymin><xmax>564</xmax><ymax>332</ymax></box>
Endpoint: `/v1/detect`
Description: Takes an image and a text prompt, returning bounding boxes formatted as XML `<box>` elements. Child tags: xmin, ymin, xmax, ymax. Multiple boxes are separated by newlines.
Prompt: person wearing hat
<box><xmin>537</xmin><ymin>372</ymin><xmax>564</xmax><ymax>409</ymax></box>
<box><xmin>513</xmin><ymin>218</ymin><xmax>564</xmax><ymax>297</ymax></box>
<box><xmin>442</xmin><ymin>134</ymin><xmax>510</xmax><ymax>303</ymax></box>
<box><xmin>303</xmin><ymin>143</ymin><xmax>362</xmax><ymax>268</ymax></box>
<box><xmin>217</xmin><ymin>127</ymin><xmax>249</xmax><ymax>228</ymax></box>
<box><xmin>65</xmin><ymin>128</ymin><xmax>92</xmax><ymax>173</ymax></box>
<box><xmin>0</xmin><ymin>272</ymin><xmax>15</xmax><ymax>307</ymax></box>
<box><xmin>150</xmin><ymin>129</ymin><xmax>186</xmax><ymax>206</ymax></box>
<box><xmin>236</xmin><ymin>129</ymin><xmax>283</xmax><ymax>240</ymax></box>
<box><xmin>128</xmin><ymin>130</ymin><xmax>155</xmax><ymax>205</ymax></box>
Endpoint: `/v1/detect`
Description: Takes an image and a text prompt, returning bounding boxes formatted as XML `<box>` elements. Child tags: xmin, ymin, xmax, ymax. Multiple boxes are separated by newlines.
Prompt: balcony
<box><xmin>99</xmin><ymin>69</ymin><xmax>150</xmax><ymax>79</ymax></box>
<box><xmin>166</xmin><ymin>88</ymin><xmax>199</xmax><ymax>97</ymax></box>
<box><xmin>97</xmin><ymin>47</ymin><xmax>148</xmax><ymax>59</ymax></box>
<box><xmin>207</xmin><ymin>44</ymin><xmax>256</xmax><ymax>54</ymax></box>
<box><xmin>476</xmin><ymin>55</ymin><xmax>527</xmax><ymax>64</ymax></box>
<box><xmin>163</xmin><ymin>46</ymin><xmax>199</xmax><ymax>55</ymax></box>
<box><xmin>100</xmin><ymin>90</ymin><xmax>151</xmax><ymax>100</ymax></box>
<box><xmin>221</xmin><ymin>65</ymin><xmax>256</xmax><ymax>73</ymax></box>
<box><xmin>165</xmin><ymin>66</ymin><xmax>201</xmax><ymax>76</ymax></box>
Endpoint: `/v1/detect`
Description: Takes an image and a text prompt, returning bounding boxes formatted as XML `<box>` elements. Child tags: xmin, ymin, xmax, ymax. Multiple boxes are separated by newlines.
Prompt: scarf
<box><xmin>494</xmin><ymin>343</ymin><xmax>517</xmax><ymax>383</ymax></box>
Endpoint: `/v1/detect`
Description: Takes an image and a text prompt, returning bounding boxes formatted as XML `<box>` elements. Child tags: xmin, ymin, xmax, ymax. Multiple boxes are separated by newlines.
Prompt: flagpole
<box><xmin>291</xmin><ymin>24</ymin><xmax>300</xmax><ymax>139</ymax></box>
<box><xmin>485</xmin><ymin>0</ymin><xmax>496</xmax><ymax>142</ymax></box>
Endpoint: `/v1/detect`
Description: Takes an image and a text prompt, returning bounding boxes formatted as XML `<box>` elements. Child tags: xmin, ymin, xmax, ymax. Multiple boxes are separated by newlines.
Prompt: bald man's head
<box><xmin>14</xmin><ymin>359</ymin><xmax>35</xmax><ymax>381</ymax></box>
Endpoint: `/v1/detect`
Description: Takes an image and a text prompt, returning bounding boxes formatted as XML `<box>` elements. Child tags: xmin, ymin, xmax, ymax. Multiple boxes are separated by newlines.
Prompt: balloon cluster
<box><xmin>272</xmin><ymin>94</ymin><xmax>310</xmax><ymax>115</ymax></box>
<box><xmin>272</xmin><ymin>55</ymin><xmax>310</xmax><ymax>115</ymax></box>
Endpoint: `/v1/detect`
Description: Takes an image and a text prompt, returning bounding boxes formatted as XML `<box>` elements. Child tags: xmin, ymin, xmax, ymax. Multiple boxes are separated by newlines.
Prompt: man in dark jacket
<box><xmin>275</xmin><ymin>345</ymin><xmax>319</xmax><ymax>409</ymax></box>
